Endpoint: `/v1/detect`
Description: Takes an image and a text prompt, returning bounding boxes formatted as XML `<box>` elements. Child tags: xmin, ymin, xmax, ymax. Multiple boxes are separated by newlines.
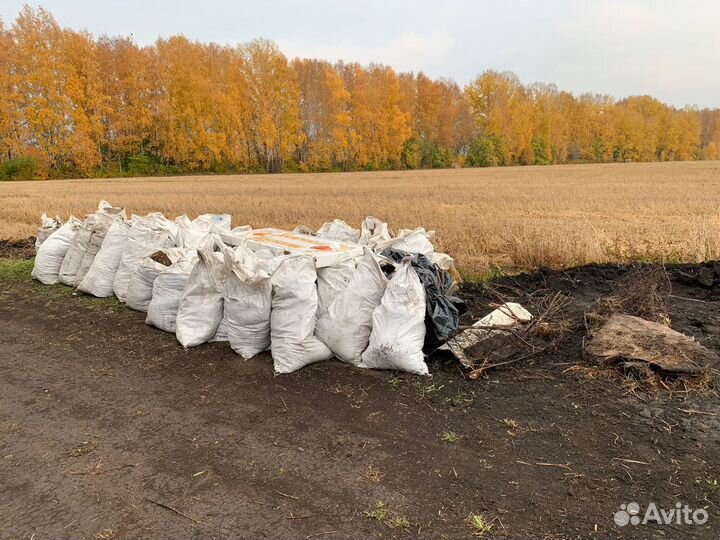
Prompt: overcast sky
<box><xmin>1</xmin><ymin>0</ymin><xmax>718</xmax><ymax>108</ymax></box>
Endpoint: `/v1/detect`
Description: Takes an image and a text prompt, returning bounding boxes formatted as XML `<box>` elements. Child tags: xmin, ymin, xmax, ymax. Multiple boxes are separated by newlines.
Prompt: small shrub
<box><xmin>364</xmin><ymin>501</ymin><xmax>412</xmax><ymax>530</ymax></box>
<box><xmin>386</xmin><ymin>515</ymin><xmax>411</xmax><ymax>529</ymax></box>
<box><xmin>364</xmin><ymin>501</ymin><xmax>389</xmax><ymax>521</ymax></box>
<box><xmin>125</xmin><ymin>154</ymin><xmax>167</xmax><ymax>176</ymax></box>
<box><xmin>0</xmin><ymin>156</ymin><xmax>38</xmax><ymax>181</ymax></box>
<box><xmin>466</xmin><ymin>513</ymin><xmax>493</xmax><ymax>537</ymax></box>
<box><xmin>466</xmin><ymin>135</ymin><xmax>503</xmax><ymax>167</ymax></box>
<box><xmin>441</xmin><ymin>431</ymin><xmax>460</xmax><ymax>443</ymax></box>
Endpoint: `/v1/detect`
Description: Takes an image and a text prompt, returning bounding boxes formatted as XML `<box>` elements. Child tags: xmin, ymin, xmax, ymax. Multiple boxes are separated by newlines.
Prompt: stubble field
<box><xmin>1</xmin><ymin>160</ymin><xmax>719</xmax><ymax>277</ymax></box>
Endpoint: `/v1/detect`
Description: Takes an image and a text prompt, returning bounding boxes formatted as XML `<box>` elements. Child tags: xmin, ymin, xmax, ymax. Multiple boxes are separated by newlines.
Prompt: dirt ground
<box><xmin>0</xmin><ymin>238</ymin><xmax>35</xmax><ymax>260</ymax></box>
<box><xmin>1</xmin><ymin>246</ymin><xmax>719</xmax><ymax>539</ymax></box>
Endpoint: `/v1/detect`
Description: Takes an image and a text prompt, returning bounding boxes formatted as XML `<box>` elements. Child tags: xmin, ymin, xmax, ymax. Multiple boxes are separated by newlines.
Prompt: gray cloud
<box><xmin>1</xmin><ymin>0</ymin><xmax>717</xmax><ymax>107</ymax></box>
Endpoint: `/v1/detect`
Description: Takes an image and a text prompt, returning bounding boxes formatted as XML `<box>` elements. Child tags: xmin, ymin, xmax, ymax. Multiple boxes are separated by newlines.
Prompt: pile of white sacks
<box><xmin>32</xmin><ymin>202</ymin><xmax>454</xmax><ymax>375</ymax></box>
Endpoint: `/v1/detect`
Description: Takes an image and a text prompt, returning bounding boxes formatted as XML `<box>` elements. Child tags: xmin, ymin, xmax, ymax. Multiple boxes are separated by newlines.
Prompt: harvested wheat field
<box><xmin>2</xmin><ymin>160</ymin><xmax>720</xmax><ymax>277</ymax></box>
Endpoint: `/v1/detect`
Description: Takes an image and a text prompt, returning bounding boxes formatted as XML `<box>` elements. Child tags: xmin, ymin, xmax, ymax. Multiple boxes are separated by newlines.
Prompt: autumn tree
<box><xmin>403</xmin><ymin>74</ymin><xmax>471</xmax><ymax>168</ymax></box>
<box><xmin>465</xmin><ymin>70</ymin><xmax>535</xmax><ymax>166</ymax></box>
<box><xmin>0</xmin><ymin>6</ymin><xmax>717</xmax><ymax>178</ymax></box>
<box><xmin>59</xmin><ymin>29</ymin><xmax>107</xmax><ymax>173</ymax></box>
<box><xmin>11</xmin><ymin>7</ymin><xmax>71</xmax><ymax>171</ymax></box>
<box><xmin>0</xmin><ymin>20</ymin><xmax>21</xmax><ymax>161</ymax></box>
<box><xmin>293</xmin><ymin>59</ymin><xmax>352</xmax><ymax>170</ymax></box>
<box><xmin>566</xmin><ymin>94</ymin><xmax>617</xmax><ymax>162</ymax></box>
<box><xmin>341</xmin><ymin>63</ymin><xmax>411</xmax><ymax>169</ymax></box>
<box><xmin>214</xmin><ymin>45</ymin><xmax>252</xmax><ymax>170</ymax></box>
<box><xmin>240</xmin><ymin>39</ymin><xmax>302</xmax><ymax>172</ymax></box>
<box><xmin>656</xmin><ymin>107</ymin><xmax>700</xmax><ymax>161</ymax></box>
<box><xmin>152</xmin><ymin>37</ymin><xmax>237</xmax><ymax>169</ymax></box>
<box><xmin>528</xmin><ymin>83</ymin><xmax>571</xmax><ymax>164</ymax></box>
<box><xmin>699</xmin><ymin>109</ymin><xmax>720</xmax><ymax>160</ymax></box>
<box><xmin>96</xmin><ymin>36</ymin><xmax>154</xmax><ymax>167</ymax></box>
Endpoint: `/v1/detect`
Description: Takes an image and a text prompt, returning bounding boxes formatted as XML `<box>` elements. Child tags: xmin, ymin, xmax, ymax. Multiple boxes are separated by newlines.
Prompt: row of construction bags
<box><xmin>31</xmin><ymin>203</ymin><xmax>465</xmax><ymax>375</ymax></box>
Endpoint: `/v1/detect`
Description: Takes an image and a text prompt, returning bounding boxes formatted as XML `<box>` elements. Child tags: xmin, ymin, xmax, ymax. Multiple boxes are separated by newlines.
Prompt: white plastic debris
<box><xmin>255</xmin><ymin>247</ymin><xmax>285</xmax><ymax>275</ymax></box>
<box><xmin>32</xmin><ymin>217</ymin><xmax>82</xmax><ymax>285</ymax></box>
<box><xmin>58</xmin><ymin>215</ymin><xmax>98</xmax><ymax>286</ymax></box>
<box><xmin>474</xmin><ymin>303</ymin><xmax>533</xmax><ymax>329</ymax></box>
<box><xmin>35</xmin><ymin>214</ymin><xmax>62</xmax><ymax>252</ymax></box>
<box><xmin>316</xmin><ymin>250</ymin><xmax>388</xmax><ymax>365</ymax></box>
<box><xmin>175</xmin><ymin>248</ymin><xmax>226</xmax><ymax>348</ymax></box>
<box><xmin>446</xmin><ymin>303</ymin><xmax>534</xmax><ymax>367</ymax></box>
<box><xmin>385</xmin><ymin>227</ymin><xmax>435</xmax><ymax>257</ymax></box>
<box><xmin>113</xmin><ymin>213</ymin><xmax>175</xmax><ymax>302</ymax></box>
<box><xmin>360</xmin><ymin>259</ymin><xmax>428</xmax><ymax>375</ymax></box>
<box><xmin>76</xmin><ymin>219</ymin><xmax>130</xmax><ymax>297</ymax></box>
<box><xmin>145</xmin><ymin>250</ymin><xmax>198</xmax><ymax>333</ymax></box>
<box><xmin>223</xmin><ymin>243</ymin><xmax>273</xmax><ymax>359</ymax></box>
<box><xmin>316</xmin><ymin>255</ymin><xmax>355</xmax><ymax>317</ymax></box>
<box><xmin>430</xmin><ymin>252</ymin><xmax>455</xmax><ymax>271</ymax></box>
<box><xmin>270</xmin><ymin>255</ymin><xmax>333</xmax><ymax>374</ymax></box>
<box><xmin>232</xmin><ymin>228</ymin><xmax>363</xmax><ymax>268</ymax></box>
<box><xmin>34</xmin><ymin>210</ymin><xmax>464</xmax><ymax>378</ymax></box>
<box><xmin>210</xmin><ymin>313</ymin><xmax>228</xmax><ymax>342</ymax></box>
<box><xmin>316</xmin><ymin>219</ymin><xmax>361</xmax><ymax>243</ymax></box>
<box><xmin>359</xmin><ymin>216</ymin><xmax>393</xmax><ymax>248</ymax></box>
<box><xmin>194</xmin><ymin>213</ymin><xmax>232</xmax><ymax>231</ymax></box>
<box><xmin>126</xmin><ymin>257</ymin><xmax>166</xmax><ymax>311</ymax></box>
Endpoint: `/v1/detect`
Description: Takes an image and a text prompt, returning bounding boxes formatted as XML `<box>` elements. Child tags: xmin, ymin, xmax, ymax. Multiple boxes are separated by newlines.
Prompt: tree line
<box><xmin>1</xmin><ymin>6</ymin><xmax>719</xmax><ymax>180</ymax></box>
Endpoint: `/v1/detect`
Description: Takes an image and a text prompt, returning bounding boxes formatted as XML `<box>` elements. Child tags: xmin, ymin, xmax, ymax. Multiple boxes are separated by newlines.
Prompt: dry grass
<box><xmin>587</xmin><ymin>265</ymin><xmax>673</xmax><ymax>328</ymax></box>
<box><xmin>2</xmin><ymin>161</ymin><xmax>720</xmax><ymax>277</ymax></box>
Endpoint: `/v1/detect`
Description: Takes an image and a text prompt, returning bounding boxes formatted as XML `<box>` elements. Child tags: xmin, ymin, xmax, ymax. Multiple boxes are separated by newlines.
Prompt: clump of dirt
<box><xmin>0</xmin><ymin>238</ymin><xmax>35</xmax><ymax>260</ymax></box>
<box><xmin>673</xmin><ymin>261</ymin><xmax>720</xmax><ymax>291</ymax></box>
<box><xmin>150</xmin><ymin>250</ymin><xmax>172</xmax><ymax>266</ymax></box>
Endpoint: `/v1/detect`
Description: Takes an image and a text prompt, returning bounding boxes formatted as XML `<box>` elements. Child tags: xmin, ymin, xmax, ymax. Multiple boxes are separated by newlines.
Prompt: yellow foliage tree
<box><xmin>96</xmin><ymin>36</ymin><xmax>154</xmax><ymax>165</ymax></box>
<box><xmin>0</xmin><ymin>21</ymin><xmax>22</xmax><ymax>161</ymax></box>
<box><xmin>342</xmin><ymin>63</ymin><xmax>411</xmax><ymax>169</ymax></box>
<box><xmin>240</xmin><ymin>40</ymin><xmax>302</xmax><ymax>172</ymax></box>
<box><xmin>152</xmin><ymin>37</ymin><xmax>231</xmax><ymax>168</ymax></box>
<box><xmin>60</xmin><ymin>29</ymin><xmax>107</xmax><ymax>173</ymax></box>
<box><xmin>0</xmin><ymin>6</ymin><xmax>716</xmax><ymax>177</ymax></box>
<box><xmin>465</xmin><ymin>70</ymin><xmax>535</xmax><ymax>164</ymax></box>
<box><xmin>11</xmin><ymin>7</ymin><xmax>71</xmax><ymax>170</ymax></box>
<box><xmin>293</xmin><ymin>59</ymin><xmax>352</xmax><ymax>170</ymax></box>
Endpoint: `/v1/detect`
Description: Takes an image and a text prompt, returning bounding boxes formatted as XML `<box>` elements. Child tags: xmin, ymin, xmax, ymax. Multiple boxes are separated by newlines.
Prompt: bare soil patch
<box><xmin>0</xmin><ymin>256</ymin><xmax>718</xmax><ymax>539</ymax></box>
<box><xmin>0</xmin><ymin>237</ymin><xmax>35</xmax><ymax>259</ymax></box>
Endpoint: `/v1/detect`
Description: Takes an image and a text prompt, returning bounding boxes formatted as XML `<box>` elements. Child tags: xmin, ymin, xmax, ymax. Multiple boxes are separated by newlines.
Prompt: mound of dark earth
<box><xmin>0</xmin><ymin>237</ymin><xmax>35</xmax><ymax>259</ymax></box>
